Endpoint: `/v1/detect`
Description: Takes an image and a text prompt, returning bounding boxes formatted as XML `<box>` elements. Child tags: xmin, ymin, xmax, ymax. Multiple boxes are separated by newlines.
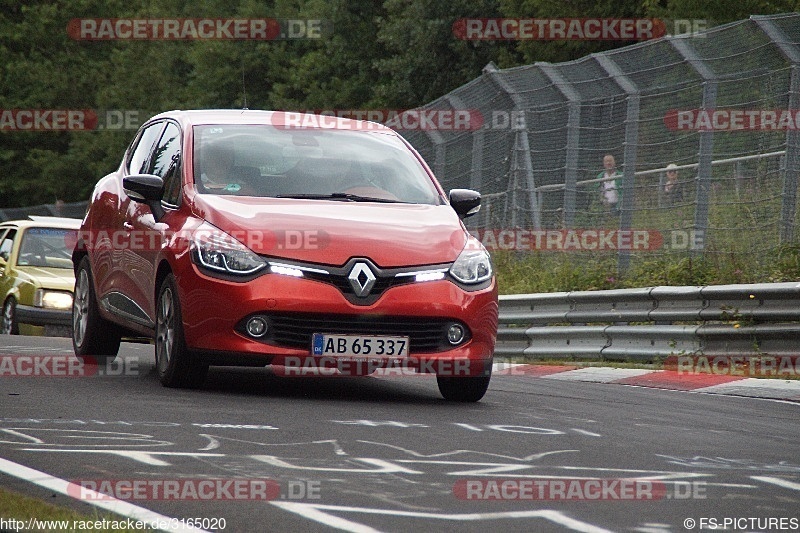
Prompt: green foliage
<box><xmin>498</xmin><ymin>0</ymin><xmax>648</xmax><ymax>64</ymax></box>
<box><xmin>768</xmin><ymin>242</ymin><xmax>800</xmax><ymax>281</ymax></box>
<box><xmin>1</xmin><ymin>0</ymin><xmax>797</xmax><ymax>209</ymax></box>
<box><xmin>373</xmin><ymin>0</ymin><xmax>518</xmax><ymax>107</ymax></box>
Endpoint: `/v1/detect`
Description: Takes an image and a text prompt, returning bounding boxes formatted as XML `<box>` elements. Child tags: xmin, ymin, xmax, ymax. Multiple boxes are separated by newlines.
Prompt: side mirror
<box><xmin>123</xmin><ymin>174</ymin><xmax>165</xmax><ymax>221</ymax></box>
<box><xmin>449</xmin><ymin>189</ymin><xmax>481</xmax><ymax>219</ymax></box>
<box><xmin>124</xmin><ymin>174</ymin><xmax>164</xmax><ymax>201</ymax></box>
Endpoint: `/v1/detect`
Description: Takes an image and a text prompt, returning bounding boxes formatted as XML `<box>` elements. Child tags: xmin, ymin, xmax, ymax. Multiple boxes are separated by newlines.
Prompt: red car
<box><xmin>72</xmin><ymin>110</ymin><xmax>497</xmax><ymax>401</ymax></box>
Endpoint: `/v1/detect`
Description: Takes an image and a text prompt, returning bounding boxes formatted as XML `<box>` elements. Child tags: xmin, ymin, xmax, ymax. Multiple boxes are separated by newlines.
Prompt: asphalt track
<box><xmin>1</xmin><ymin>335</ymin><xmax>799</xmax><ymax>532</ymax></box>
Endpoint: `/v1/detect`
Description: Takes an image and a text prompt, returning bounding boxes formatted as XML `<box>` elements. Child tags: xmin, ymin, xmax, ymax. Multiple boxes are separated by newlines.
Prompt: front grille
<box><xmin>240</xmin><ymin>313</ymin><xmax>469</xmax><ymax>353</ymax></box>
<box><xmin>260</xmin><ymin>257</ymin><xmax>452</xmax><ymax>306</ymax></box>
<box><xmin>304</xmin><ymin>270</ymin><xmax>410</xmax><ymax>299</ymax></box>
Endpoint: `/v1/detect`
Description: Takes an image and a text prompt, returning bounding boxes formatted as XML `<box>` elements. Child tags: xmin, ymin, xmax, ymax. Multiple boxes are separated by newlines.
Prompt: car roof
<box><xmin>0</xmin><ymin>217</ymin><xmax>82</xmax><ymax>231</ymax></box>
<box><xmin>147</xmin><ymin>109</ymin><xmax>395</xmax><ymax>134</ymax></box>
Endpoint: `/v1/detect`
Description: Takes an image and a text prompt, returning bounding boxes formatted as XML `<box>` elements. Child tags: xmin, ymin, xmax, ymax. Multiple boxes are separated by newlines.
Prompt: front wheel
<box><xmin>2</xmin><ymin>297</ymin><xmax>19</xmax><ymax>335</ymax></box>
<box><xmin>436</xmin><ymin>362</ymin><xmax>492</xmax><ymax>402</ymax></box>
<box><xmin>72</xmin><ymin>257</ymin><xmax>121</xmax><ymax>364</ymax></box>
<box><xmin>155</xmin><ymin>273</ymin><xmax>208</xmax><ymax>388</ymax></box>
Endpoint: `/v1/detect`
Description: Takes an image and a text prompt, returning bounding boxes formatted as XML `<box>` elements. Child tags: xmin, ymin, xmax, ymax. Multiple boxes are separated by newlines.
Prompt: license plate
<box><xmin>312</xmin><ymin>334</ymin><xmax>409</xmax><ymax>358</ymax></box>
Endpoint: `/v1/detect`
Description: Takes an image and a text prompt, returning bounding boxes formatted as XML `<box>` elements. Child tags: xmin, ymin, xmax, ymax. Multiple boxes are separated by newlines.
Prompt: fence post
<box><xmin>671</xmin><ymin>37</ymin><xmax>717</xmax><ymax>254</ymax></box>
<box><xmin>753</xmin><ymin>17</ymin><xmax>800</xmax><ymax>244</ymax></box>
<box><xmin>782</xmin><ymin>66</ymin><xmax>800</xmax><ymax>243</ymax></box>
<box><xmin>594</xmin><ymin>54</ymin><xmax>641</xmax><ymax>273</ymax></box>
<box><xmin>429</xmin><ymin>131</ymin><xmax>446</xmax><ymax>184</ymax></box>
<box><xmin>538</xmin><ymin>63</ymin><xmax>581</xmax><ymax>228</ymax></box>
<box><xmin>483</xmin><ymin>62</ymin><xmax>542</xmax><ymax>229</ymax></box>
<box><xmin>470</xmin><ymin>129</ymin><xmax>484</xmax><ymax>193</ymax></box>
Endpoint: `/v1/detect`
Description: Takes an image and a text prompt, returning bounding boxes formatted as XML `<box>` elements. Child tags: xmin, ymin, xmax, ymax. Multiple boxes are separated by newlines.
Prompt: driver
<box><xmin>198</xmin><ymin>142</ymin><xmax>245</xmax><ymax>193</ymax></box>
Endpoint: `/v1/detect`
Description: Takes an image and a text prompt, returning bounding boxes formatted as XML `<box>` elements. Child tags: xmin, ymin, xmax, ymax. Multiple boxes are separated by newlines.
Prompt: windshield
<box><xmin>18</xmin><ymin>227</ymin><xmax>76</xmax><ymax>269</ymax></box>
<box><xmin>193</xmin><ymin>124</ymin><xmax>441</xmax><ymax>204</ymax></box>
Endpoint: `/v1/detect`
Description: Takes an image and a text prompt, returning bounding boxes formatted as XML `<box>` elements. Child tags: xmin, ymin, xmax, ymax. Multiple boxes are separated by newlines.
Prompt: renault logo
<box><xmin>348</xmin><ymin>262</ymin><xmax>376</xmax><ymax>297</ymax></box>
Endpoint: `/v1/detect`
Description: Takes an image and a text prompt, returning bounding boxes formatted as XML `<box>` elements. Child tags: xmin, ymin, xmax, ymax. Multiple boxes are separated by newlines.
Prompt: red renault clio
<box><xmin>72</xmin><ymin>110</ymin><xmax>497</xmax><ymax>401</ymax></box>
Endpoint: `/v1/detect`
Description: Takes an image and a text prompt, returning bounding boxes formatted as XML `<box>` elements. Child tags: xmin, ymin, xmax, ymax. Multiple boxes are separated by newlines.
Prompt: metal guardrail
<box><xmin>0</xmin><ymin>201</ymin><xmax>88</xmax><ymax>222</ymax></box>
<box><xmin>497</xmin><ymin>282</ymin><xmax>800</xmax><ymax>360</ymax></box>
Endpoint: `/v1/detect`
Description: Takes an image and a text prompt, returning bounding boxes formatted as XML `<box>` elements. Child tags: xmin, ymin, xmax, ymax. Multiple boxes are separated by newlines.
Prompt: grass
<box><xmin>0</xmin><ymin>487</ymin><xmax>153</xmax><ymax>532</ymax></box>
<box><xmin>492</xmin><ymin>242</ymin><xmax>800</xmax><ymax>295</ymax></box>
<box><xmin>498</xmin><ymin>171</ymin><xmax>800</xmax><ymax>294</ymax></box>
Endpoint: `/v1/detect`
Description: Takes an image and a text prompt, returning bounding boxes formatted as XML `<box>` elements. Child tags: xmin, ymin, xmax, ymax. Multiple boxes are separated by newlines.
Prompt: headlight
<box><xmin>266</xmin><ymin>262</ymin><xmax>330</xmax><ymax>278</ymax></box>
<box><xmin>34</xmin><ymin>289</ymin><xmax>73</xmax><ymax>310</ymax></box>
<box><xmin>449</xmin><ymin>237</ymin><xmax>493</xmax><ymax>284</ymax></box>
<box><xmin>191</xmin><ymin>222</ymin><xmax>266</xmax><ymax>275</ymax></box>
<box><xmin>268</xmin><ymin>263</ymin><xmax>305</xmax><ymax>277</ymax></box>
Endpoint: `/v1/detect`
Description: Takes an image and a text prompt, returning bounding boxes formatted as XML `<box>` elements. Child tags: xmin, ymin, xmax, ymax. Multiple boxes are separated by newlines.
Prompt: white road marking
<box><xmin>0</xmin><ymin>457</ymin><xmax>207</xmax><ymax>532</ymax></box>
<box><xmin>570</xmin><ymin>428</ymin><xmax>603</xmax><ymax>437</ymax></box>
<box><xmin>271</xmin><ymin>502</ymin><xmax>614</xmax><ymax>533</ymax></box>
<box><xmin>356</xmin><ymin>441</ymin><xmax>578</xmax><ymax>462</ymax></box>
<box><xmin>251</xmin><ymin>455</ymin><xmax>423</xmax><ymax>474</ymax></box>
<box><xmin>751</xmin><ymin>475</ymin><xmax>800</xmax><ymax>491</ymax></box>
<box><xmin>21</xmin><ymin>449</ymin><xmax>225</xmax><ymax>466</ymax></box>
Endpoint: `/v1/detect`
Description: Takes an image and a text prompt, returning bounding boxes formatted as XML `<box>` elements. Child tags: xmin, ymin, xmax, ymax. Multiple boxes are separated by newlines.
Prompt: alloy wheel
<box><xmin>73</xmin><ymin>269</ymin><xmax>89</xmax><ymax>346</ymax></box>
<box><xmin>156</xmin><ymin>287</ymin><xmax>175</xmax><ymax>375</ymax></box>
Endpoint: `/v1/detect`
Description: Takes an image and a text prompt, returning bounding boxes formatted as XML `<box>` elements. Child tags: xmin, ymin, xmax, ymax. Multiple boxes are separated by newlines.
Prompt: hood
<box><xmin>16</xmin><ymin>266</ymin><xmax>75</xmax><ymax>291</ymax></box>
<box><xmin>191</xmin><ymin>195</ymin><xmax>467</xmax><ymax>267</ymax></box>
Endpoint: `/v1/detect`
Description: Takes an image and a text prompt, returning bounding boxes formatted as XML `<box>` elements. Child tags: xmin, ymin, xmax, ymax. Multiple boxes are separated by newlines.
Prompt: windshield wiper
<box><xmin>275</xmin><ymin>192</ymin><xmax>402</xmax><ymax>203</ymax></box>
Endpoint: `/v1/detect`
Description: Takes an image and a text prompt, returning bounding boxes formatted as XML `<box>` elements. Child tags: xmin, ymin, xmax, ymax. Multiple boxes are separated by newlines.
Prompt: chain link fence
<box><xmin>4</xmin><ymin>14</ymin><xmax>800</xmax><ymax>278</ymax></box>
<box><xmin>400</xmin><ymin>13</ymin><xmax>800</xmax><ymax>273</ymax></box>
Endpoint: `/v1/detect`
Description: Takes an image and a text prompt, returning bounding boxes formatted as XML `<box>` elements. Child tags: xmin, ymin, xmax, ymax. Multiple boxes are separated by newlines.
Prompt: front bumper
<box><xmin>15</xmin><ymin>304</ymin><xmax>72</xmax><ymax>328</ymax></box>
<box><xmin>177</xmin><ymin>262</ymin><xmax>498</xmax><ymax>371</ymax></box>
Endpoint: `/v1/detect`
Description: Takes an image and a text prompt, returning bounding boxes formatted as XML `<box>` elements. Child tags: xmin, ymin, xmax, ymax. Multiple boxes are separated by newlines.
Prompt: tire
<box><xmin>155</xmin><ymin>273</ymin><xmax>208</xmax><ymax>388</ymax></box>
<box><xmin>2</xmin><ymin>297</ymin><xmax>19</xmax><ymax>335</ymax></box>
<box><xmin>72</xmin><ymin>256</ymin><xmax>121</xmax><ymax>364</ymax></box>
<box><xmin>436</xmin><ymin>361</ymin><xmax>492</xmax><ymax>402</ymax></box>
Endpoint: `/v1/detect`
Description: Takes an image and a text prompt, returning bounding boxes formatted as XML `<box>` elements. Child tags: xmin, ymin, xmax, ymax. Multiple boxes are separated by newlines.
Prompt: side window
<box><xmin>0</xmin><ymin>229</ymin><xmax>17</xmax><ymax>262</ymax></box>
<box><xmin>151</xmin><ymin>122</ymin><xmax>183</xmax><ymax>206</ymax></box>
<box><xmin>127</xmin><ymin>122</ymin><xmax>165</xmax><ymax>175</ymax></box>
